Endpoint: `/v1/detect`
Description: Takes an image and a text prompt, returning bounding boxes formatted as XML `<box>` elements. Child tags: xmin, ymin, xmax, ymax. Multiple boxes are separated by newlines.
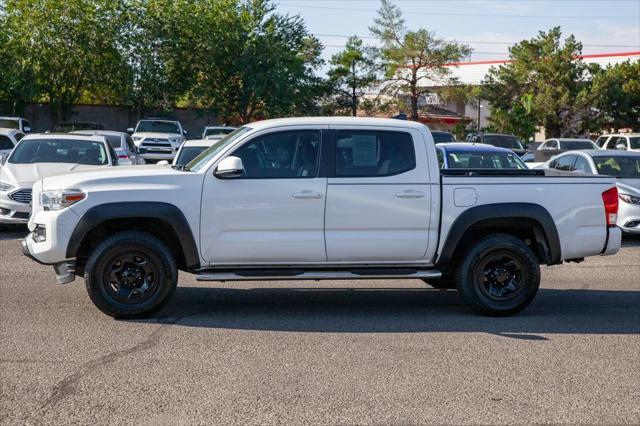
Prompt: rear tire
<box><xmin>455</xmin><ymin>234</ymin><xmax>540</xmax><ymax>316</ymax></box>
<box><xmin>84</xmin><ymin>231</ymin><xmax>177</xmax><ymax>318</ymax></box>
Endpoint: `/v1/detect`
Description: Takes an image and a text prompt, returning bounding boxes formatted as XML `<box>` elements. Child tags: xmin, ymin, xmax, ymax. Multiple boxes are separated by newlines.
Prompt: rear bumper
<box><xmin>602</xmin><ymin>226</ymin><xmax>622</xmax><ymax>256</ymax></box>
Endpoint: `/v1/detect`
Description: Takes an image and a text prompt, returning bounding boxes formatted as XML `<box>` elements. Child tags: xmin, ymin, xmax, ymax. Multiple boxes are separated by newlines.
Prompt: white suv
<box><xmin>601</xmin><ymin>134</ymin><xmax>640</xmax><ymax>152</ymax></box>
<box><xmin>128</xmin><ymin>118</ymin><xmax>186</xmax><ymax>162</ymax></box>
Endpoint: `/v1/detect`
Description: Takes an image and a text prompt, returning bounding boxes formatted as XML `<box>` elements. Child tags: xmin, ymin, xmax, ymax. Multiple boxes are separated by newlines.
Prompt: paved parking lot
<box><xmin>1</xmin><ymin>228</ymin><xmax>639</xmax><ymax>424</ymax></box>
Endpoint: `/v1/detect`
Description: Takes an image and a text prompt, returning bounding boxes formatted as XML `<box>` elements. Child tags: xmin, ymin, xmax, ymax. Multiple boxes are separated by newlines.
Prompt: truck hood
<box><xmin>0</xmin><ymin>162</ymin><xmax>104</xmax><ymax>187</ymax></box>
<box><xmin>40</xmin><ymin>164</ymin><xmax>192</xmax><ymax>191</ymax></box>
<box><xmin>617</xmin><ymin>179</ymin><xmax>640</xmax><ymax>195</ymax></box>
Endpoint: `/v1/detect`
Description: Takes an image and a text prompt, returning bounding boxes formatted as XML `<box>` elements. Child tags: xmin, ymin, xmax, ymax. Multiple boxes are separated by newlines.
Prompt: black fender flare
<box><xmin>436</xmin><ymin>202</ymin><xmax>561</xmax><ymax>266</ymax></box>
<box><xmin>66</xmin><ymin>202</ymin><xmax>200</xmax><ymax>269</ymax></box>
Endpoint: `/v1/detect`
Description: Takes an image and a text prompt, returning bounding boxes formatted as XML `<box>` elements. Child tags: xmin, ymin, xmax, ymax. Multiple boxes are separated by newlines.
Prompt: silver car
<box><xmin>544</xmin><ymin>150</ymin><xmax>640</xmax><ymax>234</ymax></box>
<box><xmin>72</xmin><ymin>130</ymin><xmax>145</xmax><ymax>165</ymax></box>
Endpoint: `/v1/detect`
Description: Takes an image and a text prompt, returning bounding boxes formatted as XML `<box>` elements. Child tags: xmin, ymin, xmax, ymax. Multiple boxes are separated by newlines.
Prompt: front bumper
<box><xmin>0</xmin><ymin>194</ymin><xmax>31</xmax><ymax>224</ymax></box>
<box><xmin>21</xmin><ymin>238</ymin><xmax>76</xmax><ymax>284</ymax></box>
<box><xmin>617</xmin><ymin>201</ymin><xmax>640</xmax><ymax>234</ymax></box>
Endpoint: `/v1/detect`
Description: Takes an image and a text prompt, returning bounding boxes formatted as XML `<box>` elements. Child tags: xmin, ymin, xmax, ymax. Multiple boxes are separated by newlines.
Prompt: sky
<box><xmin>273</xmin><ymin>0</ymin><xmax>640</xmax><ymax>70</ymax></box>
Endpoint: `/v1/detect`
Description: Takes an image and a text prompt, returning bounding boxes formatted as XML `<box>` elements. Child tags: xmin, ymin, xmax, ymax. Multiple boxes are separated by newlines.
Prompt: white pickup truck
<box><xmin>21</xmin><ymin>118</ymin><xmax>622</xmax><ymax>318</ymax></box>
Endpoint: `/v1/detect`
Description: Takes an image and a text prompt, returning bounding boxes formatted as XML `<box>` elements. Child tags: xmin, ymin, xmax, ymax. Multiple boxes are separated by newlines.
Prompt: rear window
<box><xmin>446</xmin><ymin>151</ymin><xmax>527</xmax><ymax>169</ymax></box>
<box><xmin>9</xmin><ymin>139</ymin><xmax>108</xmax><ymax>165</ymax></box>
<box><xmin>431</xmin><ymin>132</ymin><xmax>455</xmax><ymax>143</ymax></box>
<box><xmin>630</xmin><ymin>137</ymin><xmax>640</xmax><ymax>150</ymax></box>
<box><xmin>103</xmin><ymin>134</ymin><xmax>123</xmax><ymax>148</ymax></box>
<box><xmin>0</xmin><ymin>119</ymin><xmax>19</xmax><ymax>129</ymax></box>
<box><xmin>204</xmin><ymin>127</ymin><xmax>236</xmax><ymax>137</ymax></box>
<box><xmin>594</xmin><ymin>156</ymin><xmax>640</xmax><ymax>178</ymax></box>
<box><xmin>175</xmin><ymin>146</ymin><xmax>208</xmax><ymax>166</ymax></box>
<box><xmin>483</xmin><ymin>136</ymin><xmax>523</xmax><ymax>150</ymax></box>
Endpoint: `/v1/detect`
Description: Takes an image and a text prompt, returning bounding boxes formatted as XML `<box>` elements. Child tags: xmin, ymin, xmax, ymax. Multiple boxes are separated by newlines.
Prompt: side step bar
<box><xmin>196</xmin><ymin>269</ymin><xmax>442</xmax><ymax>282</ymax></box>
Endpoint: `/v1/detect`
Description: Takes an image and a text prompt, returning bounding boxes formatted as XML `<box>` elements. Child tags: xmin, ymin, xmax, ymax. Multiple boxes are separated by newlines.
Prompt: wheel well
<box><xmin>74</xmin><ymin>217</ymin><xmax>188</xmax><ymax>273</ymax></box>
<box><xmin>445</xmin><ymin>218</ymin><xmax>552</xmax><ymax>272</ymax></box>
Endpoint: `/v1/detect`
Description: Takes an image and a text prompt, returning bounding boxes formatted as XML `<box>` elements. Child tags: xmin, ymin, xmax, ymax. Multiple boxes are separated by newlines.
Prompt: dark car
<box><xmin>53</xmin><ymin>121</ymin><xmax>105</xmax><ymax>132</ymax></box>
<box><xmin>431</xmin><ymin>130</ymin><xmax>455</xmax><ymax>143</ymax></box>
<box><xmin>467</xmin><ymin>133</ymin><xmax>527</xmax><ymax>157</ymax></box>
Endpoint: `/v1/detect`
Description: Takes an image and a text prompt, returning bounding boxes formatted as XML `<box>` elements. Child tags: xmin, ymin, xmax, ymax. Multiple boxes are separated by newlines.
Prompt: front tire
<box><xmin>84</xmin><ymin>231</ymin><xmax>177</xmax><ymax>318</ymax></box>
<box><xmin>456</xmin><ymin>234</ymin><xmax>540</xmax><ymax>316</ymax></box>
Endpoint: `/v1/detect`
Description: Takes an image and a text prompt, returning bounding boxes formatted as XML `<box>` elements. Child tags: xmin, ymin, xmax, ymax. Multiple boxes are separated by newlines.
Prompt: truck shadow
<box><xmin>132</xmin><ymin>286</ymin><xmax>640</xmax><ymax>337</ymax></box>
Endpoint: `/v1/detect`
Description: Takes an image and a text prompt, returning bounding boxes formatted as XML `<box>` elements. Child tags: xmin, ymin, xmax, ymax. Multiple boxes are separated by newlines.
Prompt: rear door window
<box><xmin>554</xmin><ymin>155</ymin><xmax>576</xmax><ymax>171</ymax></box>
<box><xmin>0</xmin><ymin>135</ymin><xmax>14</xmax><ymax>150</ymax></box>
<box><xmin>335</xmin><ymin>130</ymin><xmax>415</xmax><ymax>177</ymax></box>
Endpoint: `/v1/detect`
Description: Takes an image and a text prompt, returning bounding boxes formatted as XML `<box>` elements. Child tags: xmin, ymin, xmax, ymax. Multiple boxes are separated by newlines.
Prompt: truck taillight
<box><xmin>602</xmin><ymin>187</ymin><xmax>619</xmax><ymax>227</ymax></box>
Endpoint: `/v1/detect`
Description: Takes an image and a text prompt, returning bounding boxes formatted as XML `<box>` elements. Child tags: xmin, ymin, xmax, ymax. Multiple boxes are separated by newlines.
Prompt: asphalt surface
<box><xmin>1</xmin><ymin>228</ymin><xmax>639</xmax><ymax>424</ymax></box>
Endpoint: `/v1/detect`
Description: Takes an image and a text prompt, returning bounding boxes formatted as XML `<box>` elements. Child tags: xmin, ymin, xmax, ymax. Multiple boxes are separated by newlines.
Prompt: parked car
<box><xmin>542</xmin><ymin>150</ymin><xmax>640</xmax><ymax>234</ymax></box>
<box><xmin>72</xmin><ymin>130</ymin><xmax>145</xmax><ymax>165</ymax></box>
<box><xmin>20</xmin><ymin>117</ymin><xmax>621</xmax><ymax>318</ymax></box>
<box><xmin>0</xmin><ymin>134</ymin><xmax>117</xmax><ymax>224</ymax></box>
<box><xmin>431</xmin><ymin>130</ymin><xmax>455</xmax><ymax>143</ymax></box>
<box><xmin>172</xmin><ymin>138</ymin><xmax>222</xmax><ymax>167</ymax></box>
<box><xmin>128</xmin><ymin>118</ymin><xmax>186</xmax><ymax>162</ymax></box>
<box><xmin>537</xmin><ymin>138</ymin><xmax>598</xmax><ymax>151</ymax></box>
<box><xmin>0</xmin><ymin>129</ymin><xmax>26</xmax><ymax>160</ymax></box>
<box><xmin>436</xmin><ymin>143</ymin><xmax>528</xmax><ymax>169</ymax></box>
<box><xmin>600</xmin><ymin>133</ymin><xmax>640</xmax><ymax>152</ymax></box>
<box><xmin>53</xmin><ymin>121</ymin><xmax>105</xmax><ymax>132</ymax></box>
<box><xmin>202</xmin><ymin>126</ymin><xmax>237</xmax><ymax>140</ymax></box>
<box><xmin>467</xmin><ymin>133</ymin><xmax>527</xmax><ymax>157</ymax></box>
<box><xmin>0</xmin><ymin>116</ymin><xmax>32</xmax><ymax>133</ymax></box>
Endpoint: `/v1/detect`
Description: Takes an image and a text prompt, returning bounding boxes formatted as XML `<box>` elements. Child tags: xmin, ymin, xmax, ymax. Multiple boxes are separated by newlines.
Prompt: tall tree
<box><xmin>589</xmin><ymin>60</ymin><xmax>640</xmax><ymax>132</ymax></box>
<box><xmin>327</xmin><ymin>36</ymin><xmax>377</xmax><ymax>116</ymax></box>
<box><xmin>369</xmin><ymin>0</ymin><xmax>471</xmax><ymax>121</ymax></box>
<box><xmin>482</xmin><ymin>27</ymin><xmax>593</xmax><ymax>138</ymax></box>
<box><xmin>2</xmin><ymin>0</ymin><xmax>128</xmax><ymax>122</ymax></box>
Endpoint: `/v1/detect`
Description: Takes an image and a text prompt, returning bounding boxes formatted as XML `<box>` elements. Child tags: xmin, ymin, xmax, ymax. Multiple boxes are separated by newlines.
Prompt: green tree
<box><xmin>589</xmin><ymin>60</ymin><xmax>640</xmax><ymax>132</ymax></box>
<box><xmin>369</xmin><ymin>0</ymin><xmax>471</xmax><ymax>121</ymax></box>
<box><xmin>482</xmin><ymin>27</ymin><xmax>593</xmax><ymax>138</ymax></box>
<box><xmin>327</xmin><ymin>36</ymin><xmax>377</xmax><ymax>116</ymax></box>
<box><xmin>2</xmin><ymin>0</ymin><xmax>128</xmax><ymax>122</ymax></box>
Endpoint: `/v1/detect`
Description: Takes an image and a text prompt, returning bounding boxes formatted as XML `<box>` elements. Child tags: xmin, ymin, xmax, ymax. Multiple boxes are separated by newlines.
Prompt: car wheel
<box><xmin>85</xmin><ymin>231</ymin><xmax>177</xmax><ymax>318</ymax></box>
<box><xmin>456</xmin><ymin>234</ymin><xmax>540</xmax><ymax>316</ymax></box>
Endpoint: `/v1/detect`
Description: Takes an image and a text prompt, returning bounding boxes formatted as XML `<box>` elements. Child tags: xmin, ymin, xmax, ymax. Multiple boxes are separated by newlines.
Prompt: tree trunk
<box><xmin>351</xmin><ymin>61</ymin><xmax>357</xmax><ymax>117</ymax></box>
<box><xmin>410</xmin><ymin>92</ymin><xmax>419</xmax><ymax>121</ymax></box>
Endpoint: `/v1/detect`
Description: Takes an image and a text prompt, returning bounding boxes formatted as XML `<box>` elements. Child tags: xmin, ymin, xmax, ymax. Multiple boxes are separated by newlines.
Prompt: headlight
<box><xmin>0</xmin><ymin>181</ymin><xmax>15</xmax><ymax>192</ymax></box>
<box><xmin>619</xmin><ymin>193</ymin><xmax>640</xmax><ymax>205</ymax></box>
<box><xmin>169</xmin><ymin>137</ymin><xmax>182</xmax><ymax>144</ymax></box>
<box><xmin>40</xmin><ymin>189</ymin><xmax>86</xmax><ymax>210</ymax></box>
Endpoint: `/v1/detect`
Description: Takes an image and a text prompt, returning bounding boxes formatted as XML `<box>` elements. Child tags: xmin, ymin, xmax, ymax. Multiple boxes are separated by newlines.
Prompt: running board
<box><xmin>196</xmin><ymin>269</ymin><xmax>442</xmax><ymax>282</ymax></box>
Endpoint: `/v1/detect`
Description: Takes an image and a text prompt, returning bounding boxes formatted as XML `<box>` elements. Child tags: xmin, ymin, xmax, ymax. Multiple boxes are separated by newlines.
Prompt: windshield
<box><xmin>204</xmin><ymin>127</ymin><xmax>236</xmax><ymax>137</ymax></box>
<box><xmin>0</xmin><ymin>118</ymin><xmax>19</xmax><ymax>129</ymax></box>
<box><xmin>483</xmin><ymin>136</ymin><xmax>523</xmax><ymax>150</ymax></box>
<box><xmin>136</xmin><ymin>120</ymin><xmax>181</xmax><ymax>134</ymax></box>
<box><xmin>446</xmin><ymin>151</ymin><xmax>527</xmax><ymax>169</ymax></box>
<box><xmin>432</xmin><ymin>132</ymin><xmax>455</xmax><ymax>143</ymax></box>
<box><xmin>630</xmin><ymin>137</ymin><xmax>640</xmax><ymax>150</ymax></box>
<box><xmin>562</xmin><ymin>140</ymin><xmax>597</xmax><ymax>150</ymax></box>
<box><xmin>9</xmin><ymin>139</ymin><xmax>108</xmax><ymax>165</ymax></box>
<box><xmin>187</xmin><ymin>126</ymin><xmax>252</xmax><ymax>172</ymax></box>
<box><xmin>594</xmin><ymin>156</ymin><xmax>640</xmax><ymax>178</ymax></box>
<box><xmin>175</xmin><ymin>146</ymin><xmax>208</xmax><ymax>166</ymax></box>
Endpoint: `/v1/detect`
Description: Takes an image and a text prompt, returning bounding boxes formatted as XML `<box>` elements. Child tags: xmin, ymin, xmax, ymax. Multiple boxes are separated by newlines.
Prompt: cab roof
<box><xmin>244</xmin><ymin>117</ymin><xmax>429</xmax><ymax>132</ymax></box>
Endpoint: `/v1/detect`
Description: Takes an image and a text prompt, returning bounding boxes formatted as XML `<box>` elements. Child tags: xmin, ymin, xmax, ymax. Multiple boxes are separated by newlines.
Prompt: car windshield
<box><xmin>187</xmin><ymin>127</ymin><xmax>252</xmax><ymax>172</ymax></box>
<box><xmin>482</xmin><ymin>136</ymin><xmax>523</xmax><ymax>150</ymax></box>
<box><xmin>562</xmin><ymin>140</ymin><xmax>597</xmax><ymax>150</ymax></box>
<box><xmin>0</xmin><ymin>118</ymin><xmax>19</xmax><ymax>129</ymax></box>
<box><xmin>175</xmin><ymin>146</ymin><xmax>208</xmax><ymax>166</ymax></box>
<box><xmin>204</xmin><ymin>127</ymin><xmax>236</xmax><ymax>137</ymax></box>
<box><xmin>136</xmin><ymin>120</ymin><xmax>180</xmax><ymax>134</ymax></box>
<box><xmin>630</xmin><ymin>137</ymin><xmax>640</xmax><ymax>150</ymax></box>
<box><xmin>446</xmin><ymin>151</ymin><xmax>527</xmax><ymax>169</ymax></box>
<box><xmin>594</xmin><ymin>156</ymin><xmax>640</xmax><ymax>178</ymax></box>
<box><xmin>8</xmin><ymin>139</ymin><xmax>108</xmax><ymax>165</ymax></box>
<box><xmin>432</xmin><ymin>132</ymin><xmax>455</xmax><ymax>143</ymax></box>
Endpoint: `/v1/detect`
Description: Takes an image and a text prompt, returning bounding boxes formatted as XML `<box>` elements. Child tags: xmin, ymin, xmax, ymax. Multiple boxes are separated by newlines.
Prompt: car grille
<box><xmin>9</xmin><ymin>189</ymin><xmax>32</xmax><ymax>204</ymax></box>
<box><xmin>142</xmin><ymin>139</ymin><xmax>170</xmax><ymax>147</ymax></box>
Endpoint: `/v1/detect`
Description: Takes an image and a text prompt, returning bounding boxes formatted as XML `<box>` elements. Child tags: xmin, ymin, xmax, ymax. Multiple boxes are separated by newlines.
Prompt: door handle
<box><xmin>395</xmin><ymin>190</ymin><xmax>425</xmax><ymax>199</ymax></box>
<box><xmin>292</xmin><ymin>190</ymin><xmax>323</xmax><ymax>199</ymax></box>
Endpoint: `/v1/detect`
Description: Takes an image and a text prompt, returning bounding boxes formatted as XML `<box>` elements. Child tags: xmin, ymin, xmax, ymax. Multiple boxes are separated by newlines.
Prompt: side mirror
<box><xmin>182</xmin><ymin>129</ymin><xmax>188</xmax><ymax>136</ymax></box>
<box><xmin>615</xmin><ymin>143</ymin><xmax>627</xmax><ymax>151</ymax></box>
<box><xmin>126</xmin><ymin>128</ymin><xmax>134</xmax><ymax>134</ymax></box>
<box><xmin>23</xmin><ymin>126</ymin><xmax>31</xmax><ymax>133</ymax></box>
<box><xmin>214</xmin><ymin>156</ymin><xmax>244</xmax><ymax>179</ymax></box>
